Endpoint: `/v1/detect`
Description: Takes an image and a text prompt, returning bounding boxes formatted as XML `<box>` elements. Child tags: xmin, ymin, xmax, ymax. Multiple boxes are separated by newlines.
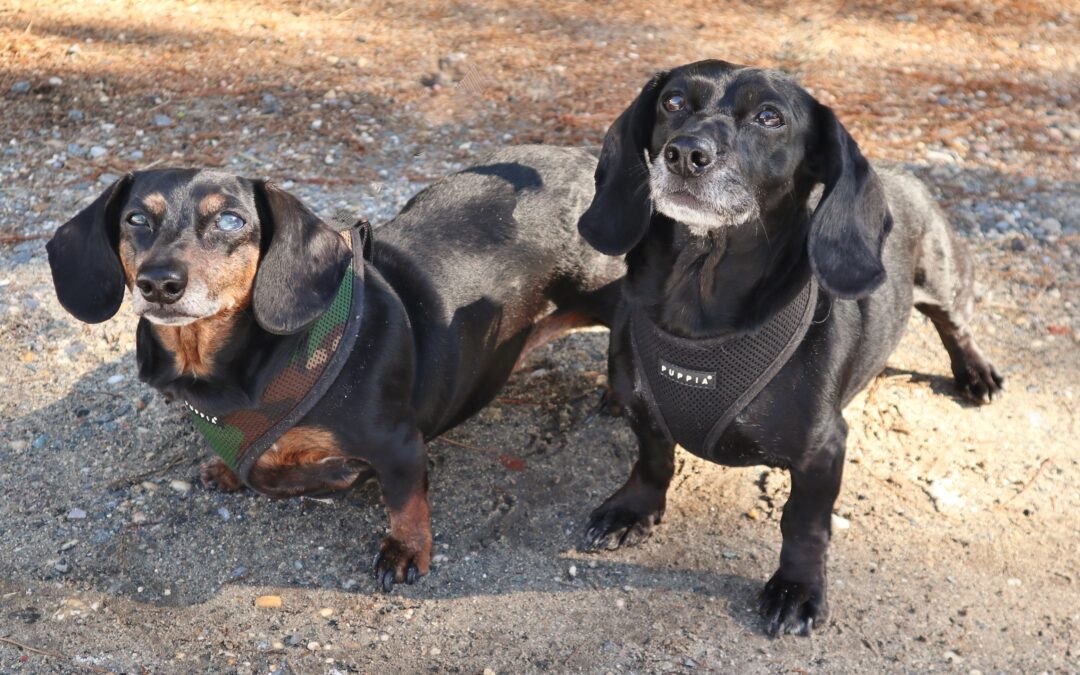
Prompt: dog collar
<box><xmin>187</xmin><ymin>222</ymin><xmax>369</xmax><ymax>489</ymax></box>
<box><xmin>628</xmin><ymin>276</ymin><xmax>819</xmax><ymax>459</ymax></box>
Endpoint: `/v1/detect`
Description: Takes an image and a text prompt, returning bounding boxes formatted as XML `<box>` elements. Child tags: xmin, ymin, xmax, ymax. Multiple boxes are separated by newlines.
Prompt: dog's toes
<box><xmin>582</xmin><ymin>505</ymin><xmax>660</xmax><ymax>552</ymax></box>
<box><xmin>199</xmin><ymin>458</ymin><xmax>244</xmax><ymax>492</ymax></box>
<box><xmin>372</xmin><ymin>536</ymin><xmax>429</xmax><ymax>592</ymax></box>
<box><xmin>955</xmin><ymin>348</ymin><xmax>1004</xmax><ymax>404</ymax></box>
<box><xmin>758</xmin><ymin>573</ymin><xmax>827</xmax><ymax>638</ymax></box>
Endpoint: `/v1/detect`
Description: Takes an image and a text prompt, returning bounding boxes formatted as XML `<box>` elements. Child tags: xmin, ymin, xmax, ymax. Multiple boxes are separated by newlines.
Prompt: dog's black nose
<box><xmin>663</xmin><ymin>137</ymin><xmax>714</xmax><ymax>177</ymax></box>
<box><xmin>136</xmin><ymin>265</ymin><xmax>187</xmax><ymax>305</ymax></box>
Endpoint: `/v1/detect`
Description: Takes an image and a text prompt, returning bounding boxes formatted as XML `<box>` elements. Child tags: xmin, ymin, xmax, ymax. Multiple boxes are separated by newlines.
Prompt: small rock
<box><xmin>261</xmin><ymin>93</ymin><xmax>282</xmax><ymax>115</ymax></box>
<box><xmin>89</xmin><ymin>146</ymin><xmax>108</xmax><ymax>159</ymax></box>
<box><xmin>1040</xmin><ymin>218</ymin><xmax>1062</xmax><ymax>236</ymax></box>
<box><xmin>341</xmin><ymin>578</ymin><xmax>358</xmax><ymax>590</ymax></box>
<box><xmin>66</xmin><ymin>44</ymin><xmax>81</xmax><ymax>55</ymax></box>
<box><xmin>68</xmin><ymin>109</ymin><xmax>84</xmax><ymax>122</ymax></box>
<box><xmin>745</xmin><ymin>508</ymin><xmax>761</xmax><ymax>521</ymax></box>
<box><xmin>169</xmin><ymin>480</ymin><xmax>192</xmax><ymax>494</ymax></box>
<box><xmin>832</xmin><ymin>514</ymin><xmax>851</xmax><ymax>530</ymax></box>
<box><xmin>32</xmin><ymin>434</ymin><xmax>48</xmax><ymax>449</ymax></box>
<box><xmin>67</xmin><ymin>508</ymin><xmax>87</xmax><ymax>520</ymax></box>
<box><xmin>430</xmin><ymin>647</ymin><xmax>441</xmax><ymax>656</ymax></box>
<box><xmin>615</xmin><ymin>598</ymin><xmax>626</xmax><ymax>609</ymax></box>
<box><xmin>925</xmin><ymin>149</ymin><xmax>957</xmax><ymax>165</ymax></box>
<box><xmin>307</xmin><ymin>641</ymin><xmax>321</xmax><ymax>651</ymax></box>
<box><xmin>141</xmin><ymin>481</ymin><xmax>159</xmax><ymax>492</ymax></box>
<box><xmin>48</xmin><ymin>76</ymin><xmax>63</xmax><ymax>87</ymax></box>
<box><xmin>721</xmin><ymin>550</ymin><xmax>740</xmax><ymax>559</ymax></box>
<box><xmin>567</xmin><ymin>564</ymin><xmax>577</xmax><ymax>579</ymax></box>
<box><xmin>217</xmin><ymin>507</ymin><xmax>230</xmax><ymax>521</ymax></box>
<box><xmin>131</xmin><ymin>511</ymin><xmax>148</xmax><ymax>524</ymax></box>
<box><xmin>255</xmin><ymin>595</ymin><xmax>283</xmax><ymax>609</ymax></box>
<box><xmin>10</xmin><ymin>80</ymin><xmax>31</xmax><ymax>94</ymax></box>
<box><xmin>286</xmin><ymin>633</ymin><xmax>303</xmax><ymax>646</ymax></box>
<box><xmin>319</xmin><ymin>607</ymin><xmax>334</xmax><ymax>618</ymax></box>
<box><xmin>483</xmin><ymin>669</ymin><xmax>496</xmax><ymax>675</ymax></box>
<box><xmin>1010</xmin><ymin>238</ymin><xmax>1026</xmax><ymax>252</ymax></box>
<box><xmin>152</xmin><ymin>114</ymin><xmax>173</xmax><ymax>127</ymax></box>
<box><xmin>10</xmin><ymin>440</ymin><xmax>29</xmax><ymax>451</ymax></box>
<box><xmin>60</xmin><ymin>539</ymin><xmax>78</xmax><ymax>551</ymax></box>
<box><xmin>106</xmin><ymin>374</ymin><xmax>125</xmax><ymax>385</ymax></box>
<box><xmin>310</xmin><ymin>119</ymin><xmax>323</xmax><ymax>131</ymax></box>
<box><xmin>944</xmin><ymin>650</ymin><xmax>963</xmax><ymax>663</ymax></box>
<box><xmin>53</xmin><ymin>560</ymin><xmax>70</xmax><ymax>574</ymax></box>
<box><xmin>1007</xmin><ymin>577</ymin><xmax>1022</xmax><ymax>587</ymax></box>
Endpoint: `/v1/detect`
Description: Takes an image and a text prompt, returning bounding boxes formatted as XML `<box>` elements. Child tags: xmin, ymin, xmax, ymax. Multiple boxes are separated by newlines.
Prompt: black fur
<box><xmin>252</xmin><ymin>182</ymin><xmax>352</xmax><ymax>335</ymax></box>
<box><xmin>46</xmin><ymin>173</ymin><xmax>133</xmax><ymax>323</ymax></box>
<box><xmin>578</xmin><ymin>60</ymin><xmax>1002</xmax><ymax>636</ymax></box>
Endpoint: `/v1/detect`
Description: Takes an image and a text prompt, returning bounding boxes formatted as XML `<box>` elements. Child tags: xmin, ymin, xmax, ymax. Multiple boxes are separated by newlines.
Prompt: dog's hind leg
<box><xmin>912</xmin><ymin>206</ymin><xmax>1003</xmax><ymax>403</ymax></box>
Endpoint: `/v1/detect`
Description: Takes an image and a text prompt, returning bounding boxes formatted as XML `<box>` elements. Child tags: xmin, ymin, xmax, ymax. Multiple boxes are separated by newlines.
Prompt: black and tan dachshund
<box><xmin>48</xmin><ymin>145</ymin><xmax>623</xmax><ymax>591</ymax></box>
<box><xmin>577</xmin><ymin>60</ymin><xmax>1003</xmax><ymax>636</ymax></box>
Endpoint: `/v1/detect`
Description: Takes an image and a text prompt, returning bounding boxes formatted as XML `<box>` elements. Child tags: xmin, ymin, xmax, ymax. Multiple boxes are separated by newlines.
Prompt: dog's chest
<box><xmin>628</xmin><ymin>279</ymin><xmax>818</xmax><ymax>460</ymax></box>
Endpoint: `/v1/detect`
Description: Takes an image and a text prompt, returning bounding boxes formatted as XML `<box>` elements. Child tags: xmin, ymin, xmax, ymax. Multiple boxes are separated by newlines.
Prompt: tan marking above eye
<box><xmin>143</xmin><ymin>192</ymin><xmax>167</xmax><ymax>215</ymax></box>
<box><xmin>198</xmin><ymin>193</ymin><xmax>227</xmax><ymax>217</ymax></box>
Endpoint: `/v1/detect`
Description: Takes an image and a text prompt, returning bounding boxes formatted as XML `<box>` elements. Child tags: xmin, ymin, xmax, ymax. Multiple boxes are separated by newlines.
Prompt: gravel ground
<box><xmin>1</xmin><ymin>1</ymin><xmax>1079</xmax><ymax>673</ymax></box>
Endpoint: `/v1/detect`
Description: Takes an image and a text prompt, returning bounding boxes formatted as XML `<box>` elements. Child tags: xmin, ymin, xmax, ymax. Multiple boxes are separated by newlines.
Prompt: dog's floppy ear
<box><xmin>252</xmin><ymin>181</ymin><xmax>352</xmax><ymax>335</ymax></box>
<box><xmin>578</xmin><ymin>71</ymin><xmax>669</xmax><ymax>255</ymax></box>
<box><xmin>47</xmin><ymin>174</ymin><xmax>133</xmax><ymax>323</ymax></box>
<box><xmin>806</xmin><ymin>103</ymin><xmax>893</xmax><ymax>299</ymax></box>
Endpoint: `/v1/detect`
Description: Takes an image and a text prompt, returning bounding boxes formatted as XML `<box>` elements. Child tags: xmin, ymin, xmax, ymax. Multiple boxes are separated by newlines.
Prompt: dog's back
<box><xmin>372</xmin><ymin>145</ymin><xmax>623</xmax><ymax>435</ymax></box>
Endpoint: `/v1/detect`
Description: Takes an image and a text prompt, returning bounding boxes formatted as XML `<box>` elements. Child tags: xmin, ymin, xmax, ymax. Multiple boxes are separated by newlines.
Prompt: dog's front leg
<box><xmin>370</xmin><ymin>431</ymin><xmax>432</xmax><ymax>592</ymax></box>
<box><xmin>759</xmin><ymin>418</ymin><xmax>847</xmax><ymax>636</ymax></box>
<box><xmin>583</xmin><ymin>405</ymin><xmax>675</xmax><ymax>551</ymax></box>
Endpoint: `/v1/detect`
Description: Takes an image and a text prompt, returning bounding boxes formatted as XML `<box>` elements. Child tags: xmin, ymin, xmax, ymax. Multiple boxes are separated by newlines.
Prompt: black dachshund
<box><xmin>577</xmin><ymin>60</ymin><xmax>1002</xmax><ymax>636</ymax></box>
<box><xmin>48</xmin><ymin>146</ymin><xmax>622</xmax><ymax>591</ymax></box>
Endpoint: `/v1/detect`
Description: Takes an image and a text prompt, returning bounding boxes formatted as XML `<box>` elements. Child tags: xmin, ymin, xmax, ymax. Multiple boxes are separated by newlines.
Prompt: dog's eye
<box><xmin>662</xmin><ymin>93</ymin><xmax>685</xmax><ymax>113</ymax></box>
<box><xmin>216</xmin><ymin>212</ymin><xmax>246</xmax><ymax>232</ymax></box>
<box><xmin>754</xmin><ymin>107</ymin><xmax>784</xmax><ymax>128</ymax></box>
<box><xmin>126</xmin><ymin>213</ymin><xmax>149</xmax><ymax>227</ymax></box>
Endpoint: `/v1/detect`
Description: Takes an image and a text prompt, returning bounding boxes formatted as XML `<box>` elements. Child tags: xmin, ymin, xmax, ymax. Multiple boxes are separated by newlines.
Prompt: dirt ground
<box><xmin>1</xmin><ymin>1</ymin><xmax>1078</xmax><ymax>673</ymax></box>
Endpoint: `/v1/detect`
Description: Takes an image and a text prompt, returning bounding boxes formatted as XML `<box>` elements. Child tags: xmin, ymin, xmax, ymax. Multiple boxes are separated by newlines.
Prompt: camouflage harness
<box><xmin>187</xmin><ymin>221</ymin><xmax>370</xmax><ymax>489</ymax></box>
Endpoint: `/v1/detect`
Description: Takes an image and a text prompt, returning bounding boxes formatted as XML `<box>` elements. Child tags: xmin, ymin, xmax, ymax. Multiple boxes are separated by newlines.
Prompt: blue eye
<box><xmin>127</xmin><ymin>212</ymin><xmax>149</xmax><ymax>227</ymax></box>
<box><xmin>216</xmin><ymin>212</ymin><xmax>246</xmax><ymax>232</ymax></box>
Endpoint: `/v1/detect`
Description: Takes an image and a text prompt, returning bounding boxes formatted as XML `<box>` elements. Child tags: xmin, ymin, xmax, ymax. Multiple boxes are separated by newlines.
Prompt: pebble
<box><xmin>89</xmin><ymin>146</ymin><xmax>107</xmax><ymax>159</ymax></box>
<box><xmin>152</xmin><ymin>114</ymin><xmax>174</xmax><ymax>127</ymax></box>
<box><xmin>68</xmin><ymin>109</ymin><xmax>85</xmax><ymax>122</ymax></box>
<box><xmin>10</xmin><ymin>440</ymin><xmax>29</xmax><ymax>451</ymax></box>
<box><xmin>60</xmin><ymin>539</ymin><xmax>78</xmax><ymax>551</ymax></box>
<box><xmin>169</xmin><ymin>480</ymin><xmax>192</xmax><ymax>494</ymax></box>
<box><xmin>430</xmin><ymin>647</ymin><xmax>441</xmax><ymax>656</ymax></box>
<box><xmin>1040</xmin><ymin>218</ymin><xmax>1062</xmax><ymax>236</ymax></box>
<box><xmin>107</xmin><ymin>374</ymin><xmax>125</xmax><ymax>385</ymax></box>
<box><xmin>32</xmin><ymin>434</ymin><xmax>48</xmax><ymax>449</ymax></box>
<box><xmin>67</xmin><ymin>508</ymin><xmax>87</xmax><ymax>520</ymax></box>
<box><xmin>217</xmin><ymin>507</ymin><xmax>230</xmax><ymax>521</ymax></box>
<box><xmin>307</xmin><ymin>641</ymin><xmax>321</xmax><ymax>651</ymax></box>
<box><xmin>1007</xmin><ymin>578</ymin><xmax>1022</xmax><ymax>587</ymax></box>
<box><xmin>832</xmin><ymin>514</ymin><xmax>852</xmax><ymax>530</ymax></box>
<box><xmin>255</xmin><ymin>595</ymin><xmax>283</xmax><ymax>608</ymax></box>
<box><xmin>567</xmin><ymin>564</ymin><xmax>577</xmax><ymax>579</ymax></box>
<box><xmin>10</xmin><ymin>80</ymin><xmax>31</xmax><ymax>94</ymax></box>
<box><xmin>319</xmin><ymin>607</ymin><xmax>334</xmax><ymax>618</ymax></box>
<box><xmin>615</xmin><ymin>598</ymin><xmax>626</xmax><ymax>609</ymax></box>
<box><xmin>483</xmin><ymin>669</ymin><xmax>496</xmax><ymax>675</ymax></box>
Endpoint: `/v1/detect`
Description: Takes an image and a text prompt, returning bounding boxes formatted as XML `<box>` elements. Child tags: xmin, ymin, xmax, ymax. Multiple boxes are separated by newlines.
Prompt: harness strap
<box><xmin>188</xmin><ymin>223</ymin><xmax>368</xmax><ymax>489</ymax></box>
<box><xmin>629</xmin><ymin>277</ymin><xmax>819</xmax><ymax>459</ymax></box>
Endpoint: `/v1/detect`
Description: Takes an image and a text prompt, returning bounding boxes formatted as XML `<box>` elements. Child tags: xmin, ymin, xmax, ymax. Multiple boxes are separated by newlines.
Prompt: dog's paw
<box><xmin>582</xmin><ymin>501</ymin><xmax>663</xmax><ymax>551</ymax></box>
<box><xmin>955</xmin><ymin>349</ymin><xmax>1004</xmax><ymax>404</ymax></box>
<box><xmin>199</xmin><ymin>458</ymin><xmax>244</xmax><ymax>492</ymax></box>
<box><xmin>372</xmin><ymin>537</ymin><xmax>430</xmax><ymax>592</ymax></box>
<box><xmin>758</xmin><ymin>573</ymin><xmax>828</xmax><ymax>637</ymax></box>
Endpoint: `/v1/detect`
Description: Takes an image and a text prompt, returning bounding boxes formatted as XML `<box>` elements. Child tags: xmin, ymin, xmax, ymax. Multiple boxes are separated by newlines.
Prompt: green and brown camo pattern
<box><xmin>189</xmin><ymin>255</ymin><xmax>355</xmax><ymax>473</ymax></box>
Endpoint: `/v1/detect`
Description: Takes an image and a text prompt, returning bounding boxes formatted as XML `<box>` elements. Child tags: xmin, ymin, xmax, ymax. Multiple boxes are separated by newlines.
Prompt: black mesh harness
<box><xmin>628</xmin><ymin>277</ymin><xmax>819</xmax><ymax>458</ymax></box>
